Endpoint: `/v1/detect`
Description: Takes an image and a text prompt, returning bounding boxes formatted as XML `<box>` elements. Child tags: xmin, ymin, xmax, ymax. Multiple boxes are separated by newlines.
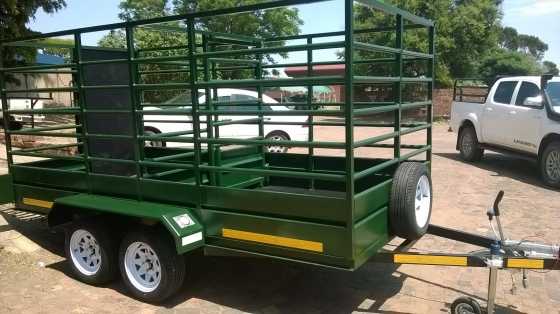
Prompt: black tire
<box><xmin>119</xmin><ymin>229</ymin><xmax>185</xmax><ymax>303</ymax></box>
<box><xmin>64</xmin><ymin>220</ymin><xmax>118</xmax><ymax>285</ymax></box>
<box><xmin>390</xmin><ymin>162</ymin><xmax>433</xmax><ymax>240</ymax></box>
<box><xmin>144</xmin><ymin>129</ymin><xmax>165</xmax><ymax>147</ymax></box>
<box><xmin>450</xmin><ymin>297</ymin><xmax>482</xmax><ymax>314</ymax></box>
<box><xmin>458</xmin><ymin>126</ymin><xmax>484</xmax><ymax>162</ymax></box>
<box><xmin>540</xmin><ymin>141</ymin><xmax>560</xmax><ymax>188</ymax></box>
<box><xmin>265</xmin><ymin>131</ymin><xmax>289</xmax><ymax>153</ymax></box>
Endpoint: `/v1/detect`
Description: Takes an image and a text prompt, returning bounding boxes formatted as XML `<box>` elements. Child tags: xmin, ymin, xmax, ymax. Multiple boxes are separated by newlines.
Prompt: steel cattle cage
<box><xmin>0</xmin><ymin>0</ymin><xmax>435</xmax><ymax>270</ymax></box>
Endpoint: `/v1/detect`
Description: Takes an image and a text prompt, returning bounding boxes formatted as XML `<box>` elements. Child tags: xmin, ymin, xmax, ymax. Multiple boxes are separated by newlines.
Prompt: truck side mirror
<box><xmin>523</xmin><ymin>95</ymin><xmax>543</xmax><ymax>108</ymax></box>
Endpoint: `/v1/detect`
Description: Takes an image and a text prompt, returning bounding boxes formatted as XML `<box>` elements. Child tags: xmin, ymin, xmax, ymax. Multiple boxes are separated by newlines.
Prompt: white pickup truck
<box><xmin>450</xmin><ymin>75</ymin><xmax>560</xmax><ymax>188</ymax></box>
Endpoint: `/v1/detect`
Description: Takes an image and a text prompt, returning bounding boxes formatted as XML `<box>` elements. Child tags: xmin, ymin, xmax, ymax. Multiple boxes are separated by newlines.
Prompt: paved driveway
<box><xmin>0</xmin><ymin>123</ymin><xmax>559</xmax><ymax>314</ymax></box>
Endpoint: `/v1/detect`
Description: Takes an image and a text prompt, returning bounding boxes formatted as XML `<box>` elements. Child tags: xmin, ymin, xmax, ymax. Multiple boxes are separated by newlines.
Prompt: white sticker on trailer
<box><xmin>182</xmin><ymin>232</ymin><xmax>203</xmax><ymax>246</ymax></box>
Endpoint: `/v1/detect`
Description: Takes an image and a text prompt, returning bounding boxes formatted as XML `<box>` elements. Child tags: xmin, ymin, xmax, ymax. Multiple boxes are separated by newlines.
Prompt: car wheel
<box><xmin>540</xmin><ymin>141</ymin><xmax>560</xmax><ymax>188</ymax></box>
<box><xmin>144</xmin><ymin>129</ymin><xmax>165</xmax><ymax>148</ymax></box>
<box><xmin>265</xmin><ymin>132</ymin><xmax>289</xmax><ymax>153</ymax></box>
<box><xmin>389</xmin><ymin>162</ymin><xmax>433</xmax><ymax>240</ymax></box>
<box><xmin>119</xmin><ymin>229</ymin><xmax>185</xmax><ymax>303</ymax></box>
<box><xmin>459</xmin><ymin>126</ymin><xmax>483</xmax><ymax>162</ymax></box>
<box><xmin>65</xmin><ymin>221</ymin><xmax>118</xmax><ymax>285</ymax></box>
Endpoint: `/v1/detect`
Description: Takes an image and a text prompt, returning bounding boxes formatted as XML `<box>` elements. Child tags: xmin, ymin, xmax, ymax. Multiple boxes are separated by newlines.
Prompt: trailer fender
<box><xmin>52</xmin><ymin>193</ymin><xmax>204</xmax><ymax>254</ymax></box>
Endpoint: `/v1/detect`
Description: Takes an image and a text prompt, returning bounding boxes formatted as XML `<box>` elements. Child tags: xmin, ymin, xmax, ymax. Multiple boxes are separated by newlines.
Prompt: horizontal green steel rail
<box><xmin>354</xmin><ymin>146</ymin><xmax>431</xmax><ymax>180</ymax></box>
<box><xmin>262</xmin><ymin>60</ymin><xmax>344</xmax><ymax>69</ymax></box>
<box><xmin>198</xmin><ymin>109</ymin><xmax>342</xmax><ymax>116</ymax></box>
<box><xmin>353</xmin><ymin>76</ymin><xmax>433</xmax><ymax>84</ymax></box>
<box><xmin>134</xmin><ymin>83</ymin><xmax>190</xmax><ymax>90</ymax></box>
<box><xmin>6</xmin><ymin>108</ymin><xmax>80</xmax><ymax>115</ymax></box>
<box><xmin>353</xmin><ymin>101</ymin><xmax>431</xmax><ymax>116</ymax></box>
<box><xmin>195</xmin><ymin>41</ymin><xmax>345</xmax><ymax>58</ymax></box>
<box><xmin>3</xmin><ymin>87</ymin><xmax>77</xmax><ymax>93</ymax></box>
<box><xmin>209</xmin><ymin>58</ymin><xmax>259</xmax><ymax>64</ymax></box>
<box><xmin>353</xmin><ymin>123</ymin><xmax>431</xmax><ymax>148</ymax></box>
<box><xmin>147</xmin><ymin>151</ymin><xmax>196</xmax><ymax>162</ymax></box>
<box><xmin>137</xmin><ymin>45</ymin><xmax>189</xmax><ymax>53</ymax></box>
<box><xmin>133</xmin><ymin>55</ymin><xmax>190</xmax><ymax>63</ymax></box>
<box><xmin>201</xmin><ymin>137</ymin><xmax>345</xmax><ymax>149</ymax></box>
<box><xmin>197</xmin><ymin>76</ymin><xmax>345</xmax><ymax>88</ymax></box>
<box><xmin>86</xmin><ymin>133</ymin><xmax>133</xmax><ymax>139</ymax></box>
<box><xmin>18</xmin><ymin>142</ymin><xmax>81</xmax><ymax>153</ymax></box>
<box><xmin>138</xmin><ymin>69</ymin><xmax>189</xmax><ymax>75</ymax></box>
<box><xmin>81</xmin><ymin>85</ymin><xmax>129</xmax><ymax>90</ymax></box>
<box><xmin>88</xmin><ymin>156</ymin><xmax>137</xmax><ymax>164</ymax></box>
<box><xmin>213</xmin><ymin>117</ymin><xmax>261</xmax><ymax>127</ymax></box>
<box><xmin>139</xmin><ymin>160</ymin><xmax>195</xmax><ymax>170</ymax></box>
<box><xmin>80</xmin><ymin>59</ymin><xmax>128</xmax><ymax>65</ymax></box>
<box><xmin>139</xmin><ymin>109</ymin><xmax>193</xmax><ymax>115</ymax></box>
<box><xmin>9</xmin><ymin>151</ymin><xmax>83</xmax><ymax>161</ymax></box>
<box><xmin>199</xmin><ymin>165</ymin><xmax>346</xmax><ymax>182</ymax></box>
<box><xmin>0</xmin><ymin>63</ymin><xmax>76</xmax><ymax>72</ymax></box>
<box><xmin>354</xmin><ymin>42</ymin><xmax>433</xmax><ymax>59</ymax></box>
<box><xmin>17</xmin><ymin>124</ymin><xmax>79</xmax><ymax>133</ymax></box>
<box><xmin>7</xmin><ymin>131</ymin><xmax>79</xmax><ymax>138</ymax></box>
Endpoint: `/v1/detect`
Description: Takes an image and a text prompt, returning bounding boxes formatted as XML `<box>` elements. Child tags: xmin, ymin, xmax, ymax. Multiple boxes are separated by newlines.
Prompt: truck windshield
<box><xmin>546</xmin><ymin>82</ymin><xmax>560</xmax><ymax>112</ymax></box>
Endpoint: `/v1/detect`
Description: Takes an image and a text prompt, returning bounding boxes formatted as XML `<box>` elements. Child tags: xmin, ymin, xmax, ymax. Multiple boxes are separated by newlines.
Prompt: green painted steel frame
<box><xmin>0</xmin><ymin>0</ymin><xmax>435</xmax><ymax>270</ymax></box>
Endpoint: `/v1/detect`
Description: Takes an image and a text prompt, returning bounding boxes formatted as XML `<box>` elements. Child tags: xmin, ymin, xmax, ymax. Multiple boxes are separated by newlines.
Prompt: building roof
<box><xmin>284</xmin><ymin>64</ymin><xmax>345</xmax><ymax>77</ymax></box>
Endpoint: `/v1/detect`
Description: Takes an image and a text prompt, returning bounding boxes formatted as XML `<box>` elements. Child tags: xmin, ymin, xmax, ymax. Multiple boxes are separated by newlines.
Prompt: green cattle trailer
<box><xmin>0</xmin><ymin>0</ymin><xmax>435</xmax><ymax>302</ymax></box>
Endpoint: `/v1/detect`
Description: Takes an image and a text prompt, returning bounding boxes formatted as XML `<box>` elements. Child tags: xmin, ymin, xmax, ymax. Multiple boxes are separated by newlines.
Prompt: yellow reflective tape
<box><xmin>394</xmin><ymin>254</ymin><xmax>467</xmax><ymax>266</ymax></box>
<box><xmin>507</xmin><ymin>259</ymin><xmax>544</xmax><ymax>269</ymax></box>
<box><xmin>22</xmin><ymin>197</ymin><xmax>53</xmax><ymax>209</ymax></box>
<box><xmin>222</xmin><ymin>228</ymin><xmax>323</xmax><ymax>253</ymax></box>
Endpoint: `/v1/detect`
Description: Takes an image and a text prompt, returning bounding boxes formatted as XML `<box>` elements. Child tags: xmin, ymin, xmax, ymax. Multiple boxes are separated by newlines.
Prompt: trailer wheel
<box><xmin>65</xmin><ymin>221</ymin><xmax>118</xmax><ymax>285</ymax></box>
<box><xmin>390</xmin><ymin>162</ymin><xmax>432</xmax><ymax>240</ymax></box>
<box><xmin>459</xmin><ymin>126</ymin><xmax>483</xmax><ymax>162</ymax></box>
<box><xmin>540</xmin><ymin>141</ymin><xmax>560</xmax><ymax>188</ymax></box>
<box><xmin>119</xmin><ymin>230</ymin><xmax>185</xmax><ymax>303</ymax></box>
<box><xmin>450</xmin><ymin>297</ymin><xmax>482</xmax><ymax>314</ymax></box>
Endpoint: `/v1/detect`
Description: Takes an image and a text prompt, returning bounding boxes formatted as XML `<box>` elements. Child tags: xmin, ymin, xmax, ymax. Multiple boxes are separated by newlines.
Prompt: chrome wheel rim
<box><xmin>124</xmin><ymin>242</ymin><xmax>162</xmax><ymax>293</ymax></box>
<box><xmin>461</xmin><ymin>132</ymin><xmax>474</xmax><ymax>156</ymax></box>
<box><xmin>454</xmin><ymin>303</ymin><xmax>476</xmax><ymax>314</ymax></box>
<box><xmin>415</xmin><ymin>175</ymin><xmax>431</xmax><ymax>228</ymax></box>
<box><xmin>70</xmin><ymin>229</ymin><xmax>102</xmax><ymax>276</ymax></box>
<box><xmin>266</xmin><ymin>135</ymin><xmax>287</xmax><ymax>153</ymax></box>
<box><xmin>546</xmin><ymin>150</ymin><xmax>560</xmax><ymax>181</ymax></box>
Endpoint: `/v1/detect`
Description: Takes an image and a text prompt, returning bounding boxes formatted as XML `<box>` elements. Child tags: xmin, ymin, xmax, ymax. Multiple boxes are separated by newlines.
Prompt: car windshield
<box><xmin>545</xmin><ymin>82</ymin><xmax>560</xmax><ymax>111</ymax></box>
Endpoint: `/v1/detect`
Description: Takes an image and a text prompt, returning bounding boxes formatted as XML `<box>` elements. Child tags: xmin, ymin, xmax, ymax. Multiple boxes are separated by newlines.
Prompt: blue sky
<box><xmin>27</xmin><ymin>0</ymin><xmax>559</xmax><ymax>64</ymax></box>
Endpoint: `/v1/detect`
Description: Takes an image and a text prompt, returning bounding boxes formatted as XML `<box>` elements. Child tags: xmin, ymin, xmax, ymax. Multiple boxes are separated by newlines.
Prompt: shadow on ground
<box><xmin>1</xmin><ymin>207</ymin><xmax>526</xmax><ymax>314</ymax></box>
<box><xmin>435</xmin><ymin>152</ymin><xmax>557</xmax><ymax>191</ymax></box>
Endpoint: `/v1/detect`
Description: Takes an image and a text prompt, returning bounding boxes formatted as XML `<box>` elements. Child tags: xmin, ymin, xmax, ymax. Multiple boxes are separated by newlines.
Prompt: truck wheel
<box><xmin>119</xmin><ymin>230</ymin><xmax>185</xmax><ymax>303</ymax></box>
<box><xmin>540</xmin><ymin>141</ymin><xmax>560</xmax><ymax>188</ymax></box>
<box><xmin>459</xmin><ymin>126</ymin><xmax>483</xmax><ymax>162</ymax></box>
<box><xmin>65</xmin><ymin>221</ymin><xmax>118</xmax><ymax>285</ymax></box>
<box><xmin>390</xmin><ymin>162</ymin><xmax>432</xmax><ymax>240</ymax></box>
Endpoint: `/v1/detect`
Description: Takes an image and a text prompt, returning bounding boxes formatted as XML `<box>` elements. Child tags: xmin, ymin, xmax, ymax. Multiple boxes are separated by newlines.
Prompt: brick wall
<box><xmin>433</xmin><ymin>88</ymin><xmax>453</xmax><ymax>118</ymax></box>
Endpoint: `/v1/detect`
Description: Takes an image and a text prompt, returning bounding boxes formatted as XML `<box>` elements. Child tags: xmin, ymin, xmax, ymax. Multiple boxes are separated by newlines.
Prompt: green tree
<box><xmin>479</xmin><ymin>50</ymin><xmax>542</xmax><ymax>84</ymax></box>
<box><xmin>1</xmin><ymin>0</ymin><xmax>66</xmax><ymax>80</ymax></box>
<box><xmin>543</xmin><ymin>61</ymin><xmax>559</xmax><ymax>76</ymax></box>
<box><xmin>352</xmin><ymin>0</ymin><xmax>502</xmax><ymax>87</ymax></box>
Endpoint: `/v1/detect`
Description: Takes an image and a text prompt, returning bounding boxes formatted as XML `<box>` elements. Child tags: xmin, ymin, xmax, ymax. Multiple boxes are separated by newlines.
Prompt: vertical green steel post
<box><xmin>74</xmin><ymin>33</ymin><xmax>92</xmax><ymax>193</ymax></box>
<box><xmin>307</xmin><ymin>36</ymin><xmax>315</xmax><ymax>189</ymax></box>
<box><xmin>0</xmin><ymin>45</ymin><xmax>14</xmax><ymax>167</ymax></box>
<box><xmin>187</xmin><ymin>19</ymin><xmax>202</xmax><ymax>186</ymax></box>
<box><xmin>202</xmin><ymin>35</ymin><xmax>216</xmax><ymax>185</ymax></box>
<box><xmin>394</xmin><ymin>14</ymin><xmax>403</xmax><ymax>159</ymax></box>
<box><xmin>255</xmin><ymin>40</ymin><xmax>266</xmax><ymax>180</ymax></box>
<box><xmin>126</xmin><ymin>26</ymin><xmax>143</xmax><ymax>199</ymax></box>
<box><xmin>344</xmin><ymin>0</ymin><xmax>355</xmax><ymax>258</ymax></box>
<box><xmin>210</xmin><ymin>43</ymin><xmax>221</xmax><ymax>185</ymax></box>
<box><xmin>427</xmin><ymin>25</ymin><xmax>435</xmax><ymax>165</ymax></box>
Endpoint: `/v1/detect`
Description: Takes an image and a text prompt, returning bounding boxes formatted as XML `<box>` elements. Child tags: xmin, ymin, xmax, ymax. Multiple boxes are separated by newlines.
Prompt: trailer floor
<box><xmin>1</xmin><ymin>123</ymin><xmax>559</xmax><ymax>314</ymax></box>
